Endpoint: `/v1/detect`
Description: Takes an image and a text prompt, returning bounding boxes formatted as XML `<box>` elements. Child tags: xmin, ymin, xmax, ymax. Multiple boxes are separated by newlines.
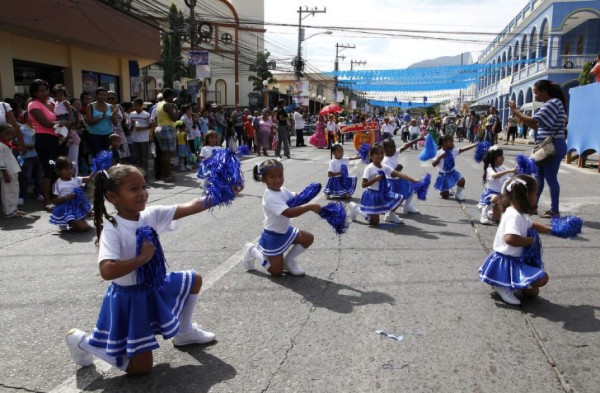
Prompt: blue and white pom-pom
<box><xmin>474</xmin><ymin>141</ymin><xmax>492</xmax><ymax>163</ymax></box>
<box><xmin>319</xmin><ymin>202</ymin><xmax>349</xmax><ymax>236</ymax></box>
<box><xmin>135</xmin><ymin>226</ymin><xmax>168</xmax><ymax>289</ymax></box>
<box><xmin>90</xmin><ymin>150</ymin><xmax>113</xmax><ymax>173</ymax></box>
<box><xmin>522</xmin><ymin>228</ymin><xmax>543</xmax><ymax>269</ymax></box>
<box><xmin>287</xmin><ymin>183</ymin><xmax>322</xmax><ymax>208</ymax></box>
<box><xmin>237</xmin><ymin>145</ymin><xmax>251</xmax><ymax>157</ymax></box>
<box><xmin>204</xmin><ymin>149</ymin><xmax>244</xmax><ymax>209</ymax></box>
<box><xmin>413</xmin><ymin>173</ymin><xmax>431</xmax><ymax>201</ymax></box>
<box><xmin>550</xmin><ymin>215</ymin><xmax>583</xmax><ymax>239</ymax></box>
<box><xmin>515</xmin><ymin>153</ymin><xmax>537</xmax><ymax>175</ymax></box>
<box><xmin>358</xmin><ymin>143</ymin><xmax>371</xmax><ymax>164</ymax></box>
<box><xmin>418</xmin><ymin>134</ymin><xmax>437</xmax><ymax>161</ymax></box>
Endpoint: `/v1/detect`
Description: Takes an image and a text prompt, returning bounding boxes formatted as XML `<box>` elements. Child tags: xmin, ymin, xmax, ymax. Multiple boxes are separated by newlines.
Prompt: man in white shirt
<box><xmin>293</xmin><ymin>107</ymin><xmax>306</xmax><ymax>147</ymax></box>
<box><xmin>130</xmin><ymin>98</ymin><xmax>152</xmax><ymax>174</ymax></box>
<box><xmin>380</xmin><ymin>117</ymin><xmax>394</xmax><ymax>139</ymax></box>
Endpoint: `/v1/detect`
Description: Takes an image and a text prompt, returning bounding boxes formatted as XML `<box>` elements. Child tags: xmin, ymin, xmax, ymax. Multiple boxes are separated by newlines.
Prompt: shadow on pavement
<box><xmin>81</xmin><ymin>348</ymin><xmax>236</xmax><ymax>392</ymax></box>
<box><xmin>0</xmin><ymin>214</ymin><xmax>40</xmax><ymax>230</ymax></box>
<box><xmin>262</xmin><ymin>273</ymin><xmax>395</xmax><ymax>314</ymax></box>
<box><xmin>524</xmin><ymin>298</ymin><xmax>600</xmax><ymax>333</ymax></box>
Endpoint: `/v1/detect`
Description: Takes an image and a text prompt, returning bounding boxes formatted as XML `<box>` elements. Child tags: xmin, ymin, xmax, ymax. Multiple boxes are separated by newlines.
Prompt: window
<box><xmin>82</xmin><ymin>71</ymin><xmax>119</xmax><ymax>99</ymax></box>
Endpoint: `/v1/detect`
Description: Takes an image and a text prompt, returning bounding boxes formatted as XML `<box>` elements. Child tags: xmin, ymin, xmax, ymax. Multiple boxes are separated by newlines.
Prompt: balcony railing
<box><xmin>560</xmin><ymin>55</ymin><xmax>596</xmax><ymax>69</ymax></box>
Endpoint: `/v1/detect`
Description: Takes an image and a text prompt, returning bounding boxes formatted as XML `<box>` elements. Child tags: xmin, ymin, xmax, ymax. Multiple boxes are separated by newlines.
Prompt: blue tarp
<box><xmin>567</xmin><ymin>83</ymin><xmax>600</xmax><ymax>155</ymax></box>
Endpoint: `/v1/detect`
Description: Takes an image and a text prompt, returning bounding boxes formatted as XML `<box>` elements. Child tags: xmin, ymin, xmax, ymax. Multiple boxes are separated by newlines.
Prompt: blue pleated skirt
<box><xmin>360</xmin><ymin>188</ymin><xmax>403</xmax><ymax>215</ymax></box>
<box><xmin>49</xmin><ymin>192</ymin><xmax>92</xmax><ymax>225</ymax></box>
<box><xmin>324</xmin><ymin>176</ymin><xmax>357</xmax><ymax>197</ymax></box>
<box><xmin>478</xmin><ymin>188</ymin><xmax>500</xmax><ymax>208</ymax></box>
<box><xmin>257</xmin><ymin>226</ymin><xmax>299</xmax><ymax>256</ymax></box>
<box><xmin>196</xmin><ymin>163</ymin><xmax>210</xmax><ymax>180</ymax></box>
<box><xmin>387</xmin><ymin>178</ymin><xmax>414</xmax><ymax>199</ymax></box>
<box><xmin>479</xmin><ymin>251</ymin><xmax>546</xmax><ymax>290</ymax></box>
<box><xmin>88</xmin><ymin>270</ymin><xmax>195</xmax><ymax>360</ymax></box>
<box><xmin>433</xmin><ymin>169</ymin><xmax>462</xmax><ymax>192</ymax></box>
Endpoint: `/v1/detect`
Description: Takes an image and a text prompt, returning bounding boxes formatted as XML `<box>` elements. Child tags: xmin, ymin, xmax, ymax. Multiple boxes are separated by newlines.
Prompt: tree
<box><xmin>249</xmin><ymin>51</ymin><xmax>277</xmax><ymax>92</ymax></box>
<box><xmin>159</xmin><ymin>4</ymin><xmax>187</xmax><ymax>89</ymax></box>
<box><xmin>578</xmin><ymin>61</ymin><xmax>594</xmax><ymax>86</ymax></box>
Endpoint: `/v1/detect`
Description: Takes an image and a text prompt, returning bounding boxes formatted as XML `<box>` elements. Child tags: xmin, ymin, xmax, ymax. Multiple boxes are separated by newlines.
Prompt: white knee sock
<box><xmin>178</xmin><ymin>294</ymin><xmax>198</xmax><ymax>334</ymax></box>
<box><xmin>404</xmin><ymin>193</ymin><xmax>414</xmax><ymax>208</ymax></box>
<box><xmin>285</xmin><ymin>244</ymin><xmax>306</xmax><ymax>262</ymax></box>
<box><xmin>81</xmin><ymin>338</ymin><xmax>130</xmax><ymax>371</ymax></box>
<box><xmin>250</xmin><ymin>246</ymin><xmax>263</xmax><ymax>261</ymax></box>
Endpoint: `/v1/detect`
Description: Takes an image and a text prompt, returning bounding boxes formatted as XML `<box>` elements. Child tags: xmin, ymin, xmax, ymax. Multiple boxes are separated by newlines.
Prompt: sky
<box><xmin>263</xmin><ymin>0</ymin><xmax>528</xmax><ymax>73</ymax></box>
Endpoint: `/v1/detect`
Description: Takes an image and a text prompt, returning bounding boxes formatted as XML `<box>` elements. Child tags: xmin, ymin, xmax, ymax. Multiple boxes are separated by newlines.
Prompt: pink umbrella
<box><xmin>319</xmin><ymin>104</ymin><xmax>343</xmax><ymax>115</ymax></box>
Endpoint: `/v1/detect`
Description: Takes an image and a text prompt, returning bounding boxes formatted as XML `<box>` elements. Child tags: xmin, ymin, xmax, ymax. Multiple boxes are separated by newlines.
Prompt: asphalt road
<box><xmin>1</xmin><ymin>137</ymin><xmax>599</xmax><ymax>393</ymax></box>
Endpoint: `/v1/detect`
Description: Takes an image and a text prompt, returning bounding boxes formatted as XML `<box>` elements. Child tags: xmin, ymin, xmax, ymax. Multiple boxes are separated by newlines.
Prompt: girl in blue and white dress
<box><xmin>196</xmin><ymin>130</ymin><xmax>222</xmax><ymax>189</ymax></box>
<box><xmin>65</xmin><ymin>165</ymin><xmax>240</xmax><ymax>375</ymax></box>
<box><xmin>478</xmin><ymin>146</ymin><xmax>516</xmax><ymax>225</ymax></box>
<box><xmin>349</xmin><ymin>144</ymin><xmax>417</xmax><ymax>225</ymax></box>
<box><xmin>243</xmin><ymin>159</ymin><xmax>322</xmax><ymax>277</ymax></box>
<box><xmin>49</xmin><ymin>156</ymin><xmax>93</xmax><ymax>232</ymax></box>
<box><xmin>479</xmin><ymin>175</ymin><xmax>551</xmax><ymax>305</ymax></box>
<box><xmin>432</xmin><ymin>134</ymin><xmax>478</xmax><ymax>201</ymax></box>
<box><xmin>382</xmin><ymin>137</ymin><xmax>424</xmax><ymax>214</ymax></box>
<box><xmin>323</xmin><ymin>144</ymin><xmax>361</xmax><ymax>199</ymax></box>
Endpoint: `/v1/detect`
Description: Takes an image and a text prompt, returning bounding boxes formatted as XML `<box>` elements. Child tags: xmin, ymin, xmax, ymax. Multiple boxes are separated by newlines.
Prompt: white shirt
<box><xmin>200</xmin><ymin>146</ymin><xmax>220</xmax><ymax>159</ymax></box>
<box><xmin>381</xmin><ymin>123</ymin><xmax>394</xmax><ymax>135</ymax></box>
<box><xmin>434</xmin><ymin>147</ymin><xmax>460</xmax><ymax>173</ymax></box>
<box><xmin>0</xmin><ymin>102</ymin><xmax>12</xmax><ymax>124</ymax></box>
<box><xmin>293</xmin><ymin>112</ymin><xmax>305</xmax><ymax>129</ymax></box>
<box><xmin>485</xmin><ymin>165</ymin><xmax>513</xmax><ymax>193</ymax></box>
<box><xmin>98</xmin><ymin>205</ymin><xmax>178</xmax><ymax>286</ymax></box>
<box><xmin>130</xmin><ymin>110</ymin><xmax>151</xmax><ymax>143</ymax></box>
<box><xmin>493</xmin><ymin>206</ymin><xmax>532</xmax><ymax>257</ymax></box>
<box><xmin>326</xmin><ymin>121</ymin><xmax>336</xmax><ymax>132</ymax></box>
<box><xmin>409</xmin><ymin>125</ymin><xmax>420</xmax><ymax>135</ymax></box>
<box><xmin>0</xmin><ymin>142</ymin><xmax>20</xmax><ymax>175</ymax></box>
<box><xmin>328</xmin><ymin>157</ymin><xmax>350</xmax><ymax>177</ymax></box>
<box><xmin>52</xmin><ymin>177</ymin><xmax>83</xmax><ymax>197</ymax></box>
<box><xmin>54</xmin><ymin>100</ymin><xmax>69</xmax><ymax>116</ymax></box>
<box><xmin>382</xmin><ymin>150</ymin><xmax>400</xmax><ymax>170</ymax></box>
<box><xmin>262</xmin><ymin>187</ymin><xmax>295</xmax><ymax>233</ymax></box>
<box><xmin>362</xmin><ymin>163</ymin><xmax>394</xmax><ymax>191</ymax></box>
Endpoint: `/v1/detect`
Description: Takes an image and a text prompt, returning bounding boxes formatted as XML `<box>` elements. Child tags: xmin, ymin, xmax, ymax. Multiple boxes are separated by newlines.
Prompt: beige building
<box><xmin>142</xmin><ymin>0</ymin><xmax>265</xmax><ymax>107</ymax></box>
<box><xmin>0</xmin><ymin>0</ymin><xmax>159</xmax><ymax>101</ymax></box>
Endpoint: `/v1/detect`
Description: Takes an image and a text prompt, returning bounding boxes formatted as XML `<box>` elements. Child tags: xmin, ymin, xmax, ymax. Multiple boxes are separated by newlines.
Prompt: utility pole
<box><xmin>334</xmin><ymin>43</ymin><xmax>355</xmax><ymax>103</ymax></box>
<box><xmin>185</xmin><ymin>0</ymin><xmax>199</xmax><ymax>107</ymax></box>
<box><xmin>295</xmin><ymin>6</ymin><xmax>326</xmax><ymax>106</ymax></box>
<box><xmin>349</xmin><ymin>60</ymin><xmax>366</xmax><ymax>109</ymax></box>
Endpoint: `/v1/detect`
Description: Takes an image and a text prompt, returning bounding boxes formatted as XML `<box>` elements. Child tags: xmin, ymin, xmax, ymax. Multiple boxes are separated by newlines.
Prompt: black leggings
<box><xmin>35</xmin><ymin>133</ymin><xmax>67</xmax><ymax>178</ymax></box>
<box><xmin>507</xmin><ymin>126</ymin><xmax>517</xmax><ymax>142</ymax></box>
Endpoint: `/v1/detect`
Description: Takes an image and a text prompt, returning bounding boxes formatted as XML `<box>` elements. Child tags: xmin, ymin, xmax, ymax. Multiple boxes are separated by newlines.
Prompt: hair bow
<box><xmin>506</xmin><ymin>178</ymin><xmax>527</xmax><ymax>192</ymax></box>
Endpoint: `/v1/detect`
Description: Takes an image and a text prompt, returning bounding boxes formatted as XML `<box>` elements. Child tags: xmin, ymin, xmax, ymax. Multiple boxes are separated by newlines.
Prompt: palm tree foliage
<box><xmin>249</xmin><ymin>51</ymin><xmax>277</xmax><ymax>92</ymax></box>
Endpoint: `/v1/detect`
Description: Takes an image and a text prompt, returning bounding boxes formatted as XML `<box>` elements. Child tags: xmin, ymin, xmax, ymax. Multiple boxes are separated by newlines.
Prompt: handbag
<box><xmin>531</xmin><ymin>136</ymin><xmax>556</xmax><ymax>163</ymax></box>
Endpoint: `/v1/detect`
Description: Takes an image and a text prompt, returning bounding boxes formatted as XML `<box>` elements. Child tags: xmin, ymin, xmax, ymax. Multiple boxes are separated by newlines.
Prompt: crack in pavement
<box><xmin>0</xmin><ymin>382</ymin><xmax>46</xmax><ymax>393</ymax></box>
<box><xmin>459</xmin><ymin>203</ymin><xmax>573</xmax><ymax>393</ymax></box>
<box><xmin>262</xmin><ymin>236</ymin><xmax>343</xmax><ymax>392</ymax></box>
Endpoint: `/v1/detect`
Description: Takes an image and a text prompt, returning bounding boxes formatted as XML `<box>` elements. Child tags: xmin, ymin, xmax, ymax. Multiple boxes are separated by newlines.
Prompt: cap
<box><xmin>175</xmin><ymin>120</ymin><xmax>184</xmax><ymax>127</ymax></box>
<box><xmin>247</xmin><ymin>115</ymin><xmax>253</xmax><ymax>120</ymax></box>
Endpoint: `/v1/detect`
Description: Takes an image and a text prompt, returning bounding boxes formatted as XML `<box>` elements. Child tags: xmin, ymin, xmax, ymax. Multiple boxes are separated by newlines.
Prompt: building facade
<box><xmin>474</xmin><ymin>0</ymin><xmax>600</xmax><ymax>121</ymax></box>
<box><xmin>0</xmin><ymin>0</ymin><xmax>159</xmax><ymax>101</ymax></box>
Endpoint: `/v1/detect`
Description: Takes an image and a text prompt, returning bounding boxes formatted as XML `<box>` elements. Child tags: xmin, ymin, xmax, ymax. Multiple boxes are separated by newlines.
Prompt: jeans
<box><xmin>536</xmin><ymin>139</ymin><xmax>567</xmax><ymax>213</ymax></box>
<box><xmin>484</xmin><ymin>127</ymin><xmax>495</xmax><ymax>144</ymax></box>
<box><xmin>131</xmin><ymin>142</ymin><xmax>149</xmax><ymax>173</ymax></box>
<box><xmin>19</xmin><ymin>156</ymin><xmax>43</xmax><ymax>198</ymax></box>
<box><xmin>275</xmin><ymin>124</ymin><xmax>290</xmax><ymax>157</ymax></box>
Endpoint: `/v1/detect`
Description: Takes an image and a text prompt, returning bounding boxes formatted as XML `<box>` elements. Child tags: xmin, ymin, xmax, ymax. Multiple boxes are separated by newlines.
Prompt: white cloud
<box><xmin>264</xmin><ymin>0</ymin><xmax>526</xmax><ymax>71</ymax></box>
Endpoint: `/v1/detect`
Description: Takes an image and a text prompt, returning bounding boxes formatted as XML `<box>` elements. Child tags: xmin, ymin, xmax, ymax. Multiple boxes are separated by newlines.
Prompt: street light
<box><xmin>303</xmin><ymin>30</ymin><xmax>333</xmax><ymax>42</ymax></box>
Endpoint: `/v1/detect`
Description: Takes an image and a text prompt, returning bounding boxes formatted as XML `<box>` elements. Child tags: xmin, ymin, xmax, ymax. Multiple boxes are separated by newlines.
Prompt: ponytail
<box><xmin>93</xmin><ymin>170</ymin><xmax>117</xmax><ymax>245</ymax></box>
<box><xmin>253</xmin><ymin>159</ymin><xmax>283</xmax><ymax>183</ymax></box>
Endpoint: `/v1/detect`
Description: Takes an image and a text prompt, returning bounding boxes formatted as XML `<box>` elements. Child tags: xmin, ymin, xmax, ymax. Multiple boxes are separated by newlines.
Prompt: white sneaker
<box><xmin>402</xmin><ymin>204</ymin><xmax>420</xmax><ymax>214</ymax></box>
<box><xmin>37</xmin><ymin>194</ymin><xmax>44</xmax><ymax>202</ymax></box>
<box><xmin>173</xmin><ymin>323</ymin><xmax>216</xmax><ymax>346</ymax></box>
<box><xmin>242</xmin><ymin>243</ymin><xmax>255</xmax><ymax>271</ymax></box>
<box><xmin>283</xmin><ymin>258</ymin><xmax>305</xmax><ymax>276</ymax></box>
<box><xmin>17</xmin><ymin>197</ymin><xmax>24</xmax><ymax>206</ymax></box>
<box><xmin>66</xmin><ymin>329</ymin><xmax>94</xmax><ymax>367</ymax></box>
<box><xmin>348</xmin><ymin>202</ymin><xmax>358</xmax><ymax>221</ymax></box>
<box><xmin>455</xmin><ymin>190</ymin><xmax>465</xmax><ymax>201</ymax></box>
<box><xmin>494</xmin><ymin>286</ymin><xmax>521</xmax><ymax>305</ymax></box>
<box><xmin>384</xmin><ymin>212</ymin><xmax>404</xmax><ymax>224</ymax></box>
<box><xmin>480</xmin><ymin>216</ymin><xmax>494</xmax><ymax>225</ymax></box>
<box><xmin>59</xmin><ymin>224</ymin><xmax>70</xmax><ymax>231</ymax></box>
<box><xmin>185</xmin><ymin>165</ymin><xmax>192</xmax><ymax>170</ymax></box>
